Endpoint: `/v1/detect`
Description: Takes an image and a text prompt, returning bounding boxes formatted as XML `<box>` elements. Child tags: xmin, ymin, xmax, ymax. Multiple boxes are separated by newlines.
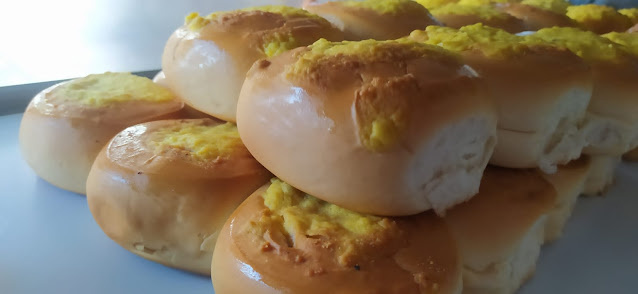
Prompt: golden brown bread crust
<box><xmin>86</xmin><ymin>119</ymin><xmax>271</xmax><ymax>275</ymax></box>
<box><xmin>499</xmin><ymin>3</ymin><xmax>577</xmax><ymax>31</ymax></box>
<box><xmin>304</xmin><ymin>0</ymin><xmax>439</xmax><ymax>40</ymax></box>
<box><xmin>18</xmin><ymin>82</ymin><xmax>183</xmax><ymax>194</ymax></box>
<box><xmin>162</xmin><ymin>10</ymin><xmax>343</xmax><ymax>122</ymax></box>
<box><xmin>211</xmin><ymin>185</ymin><xmax>462</xmax><ymax>294</ymax></box>
<box><xmin>236</xmin><ymin>42</ymin><xmax>497</xmax><ymax>216</ymax></box>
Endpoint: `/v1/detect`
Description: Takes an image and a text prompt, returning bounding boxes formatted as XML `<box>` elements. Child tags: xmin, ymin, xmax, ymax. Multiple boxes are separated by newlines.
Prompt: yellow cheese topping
<box><xmin>414</xmin><ymin>0</ymin><xmax>459</xmax><ymax>10</ymax></box>
<box><xmin>457</xmin><ymin>0</ymin><xmax>509</xmax><ymax>6</ymax></box>
<box><xmin>289</xmin><ymin>38</ymin><xmax>456</xmax><ymax>77</ymax></box>
<box><xmin>257</xmin><ymin>178</ymin><xmax>400</xmax><ymax>266</ymax></box>
<box><xmin>520</xmin><ymin>0</ymin><xmax>570</xmax><ymax>14</ymax></box>
<box><xmin>185</xmin><ymin>6</ymin><xmax>320</xmax><ymax>31</ymax></box>
<box><xmin>566</xmin><ymin>4</ymin><xmax>630</xmax><ymax>24</ymax></box>
<box><xmin>339</xmin><ymin>0</ymin><xmax>422</xmax><ymax>15</ymax></box>
<box><xmin>603</xmin><ymin>32</ymin><xmax>638</xmax><ymax>56</ymax></box>
<box><xmin>431</xmin><ymin>3</ymin><xmax>510</xmax><ymax>20</ymax></box>
<box><xmin>411</xmin><ymin>24</ymin><xmax>527</xmax><ymax>58</ymax></box>
<box><xmin>524</xmin><ymin>27</ymin><xmax>625</xmax><ymax>62</ymax></box>
<box><xmin>150</xmin><ymin>122</ymin><xmax>243</xmax><ymax>161</ymax></box>
<box><xmin>619</xmin><ymin>8</ymin><xmax>638</xmax><ymax>24</ymax></box>
<box><xmin>49</xmin><ymin>72</ymin><xmax>174</xmax><ymax>107</ymax></box>
<box><xmin>185</xmin><ymin>7</ymin><xmax>326</xmax><ymax>58</ymax></box>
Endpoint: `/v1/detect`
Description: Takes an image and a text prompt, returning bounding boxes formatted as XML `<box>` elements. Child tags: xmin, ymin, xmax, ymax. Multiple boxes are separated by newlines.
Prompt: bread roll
<box><xmin>211</xmin><ymin>179</ymin><xmax>462</xmax><ymax>294</ymax></box>
<box><xmin>498</xmin><ymin>0</ymin><xmax>576</xmax><ymax>31</ymax></box>
<box><xmin>303</xmin><ymin>0</ymin><xmax>439</xmax><ymax>41</ymax></box>
<box><xmin>444</xmin><ymin>166</ymin><xmax>557</xmax><ymax>294</ymax></box>
<box><xmin>86</xmin><ymin>119</ymin><xmax>271</xmax><ymax>275</ymax></box>
<box><xmin>162</xmin><ymin>6</ymin><xmax>343</xmax><ymax>122</ymax></box>
<box><xmin>525</xmin><ymin>27</ymin><xmax>638</xmax><ymax>157</ymax></box>
<box><xmin>18</xmin><ymin>72</ymin><xmax>183</xmax><ymax>194</ymax></box>
<box><xmin>540</xmin><ymin>156</ymin><xmax>591</xmax><ymax>242</ymax></box>
<box><xmin>409</xmin><ymin>24</ymin><xmax>592</xmax><ymax>173</ymax></box>
<box><xmin>566</xmin><ymin>4</ymin><xmax>633</xmax><ymax>34</ymax></box>
<box><xmin>583</xmin><ymin>155</ymin><xmax>621</xmax><ymax>196</ymax></box>
<box><xmin>237</xmin><ymin>39</ymin><xmax>497</xmax><ymax>216</ymax></box>
<box><xmin>429</xmin><ymin>2</ymin><xmax>526</xmax><ymax>33</ymax></box>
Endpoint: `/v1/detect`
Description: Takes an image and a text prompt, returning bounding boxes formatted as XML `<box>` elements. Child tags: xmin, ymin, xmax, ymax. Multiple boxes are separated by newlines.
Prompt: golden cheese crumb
<box><xmin>150</xmin><ymin>122</ymin><xmax>243</xmax><ymax>161</ymax></box>
<box><xmin>257</xmin><ymin>178</ymin><xmax>400</xmax><ymax>266</ymax></box>
<box><xmin>185</xmin><ymin>6</ymin><xmax>321</xmax><ymax>32</ymax></box>
<box><xmin>457</xmin><ymin>0</ymin><xmax>509</xmax><ymax>6</ymax></box>
<box><xmin>524</xmin><ymin>27</ymin><xmax>626</xmax><ymax>63</ymax></box>
<box><xmin>520</xmin><ymin>0</ymin><xmax>570</xmax><ymax>14</ymax></box>
<box><xmin>618</xmin><ymin>8</ymin><xmax>638</xmax><ymax>24</ymax></box>
<box><xmin>339</xmin><ymin>0</ymin><xmax>424</xmax><ymax>15</ymax></box>
<box><xmin>411</xmin><ymin>24</ymin><xmax>527</xmax><ymax>59</ymax></box>
<box><xmin>49</xmin><ymin>72</ymin><xmax>174</xmax><ymax>107</ymax></box>
<box><xmin>566</xmin><ymin>4</ymin><xmax>632</xmax><ymax>30</ymax></box>
<box><xmin>430</xmin><ymin>3</ymin><xmax>510</xmax><ymax>20</ymax></box>
<box><xmin>184</xmin><ymin>7</ymin><xmax>325</xmax><ymax>57</ymax></box>
<box><xmin>414</xmin><ymin>0</ymin><xmax>458</xmax><ymax>10</ymax></box>
<box><xmin>603</xmin><ymin>32</ymin><xmax>638</xmax><ymax>56</ymax></box>
<box><xmin>289</xmin><ymin>38</ymin><xmax>456</xmax><ymax>78</ymax></box>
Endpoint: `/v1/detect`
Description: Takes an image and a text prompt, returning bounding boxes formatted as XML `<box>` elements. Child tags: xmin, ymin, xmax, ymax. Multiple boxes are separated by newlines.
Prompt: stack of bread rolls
<box><xmin>17</xmin><ymin>1</ymin><xmax>637</xmax><ymax>293</ymax></box>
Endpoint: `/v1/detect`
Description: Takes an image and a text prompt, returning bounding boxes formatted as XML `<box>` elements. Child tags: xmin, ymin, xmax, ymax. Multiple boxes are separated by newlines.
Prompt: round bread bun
<box><xmin>444</xmin><ymin>166</ymin><xmax>557</xmax><ymax>294</ymax></box>
<box><xmin>525</xmin><ymin>27</ymin><xmax>638</xmax><ymax>157</ymax></box>
<box><xmin>236</xmin><ymin>39</ymin><xmax>497</xmax><ymax>216</ymax></box>
<box><xmin>623</xmin><ymin>147</ymin><xmax>638</xmax><ymax>161</ymax></box>
<box><xmin>410</xmin><ymin>24</ymin><xmax>592</xmax><ymax>173</ymax></box>
<box><xmin>583</xmin><ymin>155</ymin><xmax>621</xmax><ymax>196</ymax></box>
<box><xmin>566</xmin><ymin>4</ymin><xmax>633</xmax><ymax>34</ymax></box>
<box><xmin>211</xmin><ymin>179</ymin><xmax>462</xmax><ymax>294</ymax></box>
<box><xmin>18</xmin><ymin>72</ymin><xmax>183</xmax><ymax>194</ymax></box>
<box><xmin>86</xmin><ymin>118</ymin><xmax>271</xmax><ymax>275</ymax></box>
<box><xmin>161</xmin><ymin>6</ymin><xmax>343</xmax><ymax>122</ymax></box>
<box><xmin>498</xmin><ymin>2</ymin><xmax>576</xmax><ymax>31</ymax></box>
<box><xmin>303</xmin><ymin>0</ymin><xmax>440</xmax><ymax>41</ymax></box>
<box><xmin>429</xmin><ymin>3</ymin><xmax>526</xmax><ymax>33</ymax></box>
<box><xmin>539</xmin><ymin>156</ymin><xmax>591</xmax><ymax>242</ymax></box>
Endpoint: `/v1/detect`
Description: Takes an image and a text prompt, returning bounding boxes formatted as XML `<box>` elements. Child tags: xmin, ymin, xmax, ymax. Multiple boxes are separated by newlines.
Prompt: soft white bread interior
<box><xmin>211</xmin><ymin>179</ymin><xmax>462</xmax><ymax>294</ymax></box>
<box><xmin>540</xmin><ymin>156</ymin><xmax>591</xmax><ymax>242</ymax></box>
<box><xmin>304</xmin><ymin>0</ymin><xmax>439</xmax><ymax>41</ymax></box>
<box><xmin>444</xmin><ymin>166</ymin><xmax>556</xmax><ymax>294</ymax></box>
<box><xmin>409</xmin><ymin>25</ymin><xmax>592</xmax><ymax>173</ymax></box>
<box><xmin>237</xmin><ymin>39</ymin><xmax>497</xmax><ymax>216</ymax></box>
<box><xmin>583</xmin><ymin>155</ymin><xmax>621</xmax><ymax>196</ymax></box>
<box><xmin>524</xmin><ymin>27</ymin><xmax>638</xmax><ymax>157</ymax></box>
<box><xmin>161</xmin><ymin>6</ymin><xmax>343</xmax><ymax>122</ymax></box>
<box><xmin>18</xmin><ymin>73</ymin><xmax>183</xmax><ymax>194</ymax></box>
<box><xmin>86</xmin><ymin>119</ymin><xmax>271</xmax><ymax>275</ymax></box>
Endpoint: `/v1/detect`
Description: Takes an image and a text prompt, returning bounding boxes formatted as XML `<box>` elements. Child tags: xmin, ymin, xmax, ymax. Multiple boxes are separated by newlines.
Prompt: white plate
<box><xmin>1</xmin><ymin>112</ymin><xmax>637</xmax><ymax>294</ymax></box>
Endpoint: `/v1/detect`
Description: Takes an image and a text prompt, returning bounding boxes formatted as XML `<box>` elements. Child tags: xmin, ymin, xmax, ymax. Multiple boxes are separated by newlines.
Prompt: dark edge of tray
<box><xmin>0</xmin><ymin>70</ymin><xmax>161</xmax><ymax>116</ymax></box>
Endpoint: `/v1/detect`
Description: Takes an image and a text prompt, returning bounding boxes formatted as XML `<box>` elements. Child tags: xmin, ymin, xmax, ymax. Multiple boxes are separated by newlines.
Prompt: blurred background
<box><xmin>0</xmin><ymin>0</ymin><xmax>635</xmax><ymax>87</ymax></box>
<box><xmin>0</xmin><ymin>0</ymin><xmax>301</xmax><ymax>87</ymax></box>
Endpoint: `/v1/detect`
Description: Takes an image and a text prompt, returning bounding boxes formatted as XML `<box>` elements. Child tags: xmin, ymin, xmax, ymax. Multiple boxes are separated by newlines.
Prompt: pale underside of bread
<box><xmin>583</xmin><ymin>155</ymin><xmax>621</xmax><ymax>196</ymax></box>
